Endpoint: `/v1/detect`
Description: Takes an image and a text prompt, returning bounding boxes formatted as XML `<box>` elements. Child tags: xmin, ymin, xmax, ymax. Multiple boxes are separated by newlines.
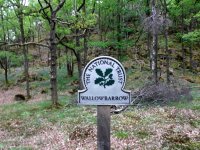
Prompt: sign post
<box><xmin>78</xmin><ymin>56</ymin><xmax>131</xmax><ymax>150</ymax></box>
<box><xmin>97</xmin><ymin>106</ymin><xmax>110</xmax><ymax>150</ymax></box>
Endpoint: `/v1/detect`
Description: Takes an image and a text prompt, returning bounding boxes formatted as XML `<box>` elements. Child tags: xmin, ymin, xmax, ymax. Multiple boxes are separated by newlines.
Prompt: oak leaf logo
<box><xmin>94</xmin><ymin>68</ymin><xmax>115</xmax><ymax>88</ymax></box>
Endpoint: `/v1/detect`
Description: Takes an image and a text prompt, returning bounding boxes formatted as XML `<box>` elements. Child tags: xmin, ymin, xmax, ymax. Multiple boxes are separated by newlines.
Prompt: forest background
<box><xmin>0</xmin><ymin>0</ymin><xmax>200</xmax><ymax>149</ymax></box>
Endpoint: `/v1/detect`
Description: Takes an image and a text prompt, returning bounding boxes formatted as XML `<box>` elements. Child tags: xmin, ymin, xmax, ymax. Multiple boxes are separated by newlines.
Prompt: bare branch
<box><xmin>54</xmin><ymin>0</ymin><xmax>65</xmax><ymax>13</ymax></box>
<box><xmin>0</xmin><ymin>60</ymin><xmax>6</xmax><ymax>70</ymax></box>
<box><xmin>77</xmin><ymin>0</ymin><xmax>86</xmax><ymax>12</ymax></box>
<box><xmin>0</xmin><ymin>41</ymin><xmax>7</xmax><ymax>46</ymax></box>
<box><xmin>55</xmin><ymin>34</ymin><xmax>78</xmax><ymax>59</ymax></box>
<box><xmin>110</xmin><ymin>105</ymin><xmax>129</xmax><ymax>114</ymax></box>
<box><xmin>4</xmin><ymin>42</ymin><xmax>49</xmax><ymax>48</ymax></box>
<box><xmin>44</xmin><ymin>0</ymin><xmax>53</xmax><ymax>12</ymax></box>
<box><xmin>56</xmin><ymin>29</ymin><xmax>86</xmax><ymax>44</ymax></box>
<box><xmin>56</xmin><ymin>18</ymin><xmax>74</xmax><ymax>26</ymax></box>
<box><xmin>38</xmin><ymin>0</ymin><xmax>51</xmax><ymax>22</ymax></box>
<box><xmin>92</xmin><ymin>0</ymin><xmax>96</xmax><ymax>14</ymax></box>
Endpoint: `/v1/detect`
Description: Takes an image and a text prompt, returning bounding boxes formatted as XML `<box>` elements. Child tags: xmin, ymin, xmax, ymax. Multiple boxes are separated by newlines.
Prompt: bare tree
<box><xmin>181</xmin><ymin>2</ymin><xmax>186</xmax><ymax>74</ymax></box>
<box><xmin>151</xmin><ymin>0</ymin><xmax>158</xmax><ymax>84</ymax></box>
<box><xmin>160</xmin><ymin>0</ymin><xmax>170</xmax><ymax>84</ymax></box>
<box><xmin>146</xmin><ymin>0</ymin><xmax>152</xmax><ymax>69</ymax></box>
<box><xmin>144</xmin><ymin>0</ymin><xmax>168</xmax><ymax>84</ymax></box>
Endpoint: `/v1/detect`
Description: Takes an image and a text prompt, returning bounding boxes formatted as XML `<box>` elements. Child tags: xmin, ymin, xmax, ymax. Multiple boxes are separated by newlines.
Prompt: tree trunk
<box><xmin>189</xmin><ymin>45</ymin><xmax>193</xmax><ymax>71</ymax></box>
<box><xmin>76</xmin><ymin>28</ymin><xmax>83</xmax><ymax>89</ymax></box>
<box><xmin>75</xmin><ymin>27</ymin><xmax>83</xmax><ymax>89</ymax></box>
<box><xmin>58</xmin><ymin>49</ymin><xmax>61</xmax><ymax>69</ymax></box>
<box><xmin>181</xmin><ymin>4</ymin><xmax>185</xmax><ymax>74</ymax></box>
<box><xmin>189</xmin><ymin>21</ymin><xmax>193</xmax><ymax>71</ymax></box>
<box><xmin>19</xmin><ymin>14</ymin><xmax>31</xmax><ymax>99</ymax></box>
<box><xmin>1</xmin><ymin>8</ymin><xmax>8</xmax><ymax>85</ymax></box>
<box><xmin>152</xmin><ymin>33</ymin><xmax>158</xmax><ymax>84</ymax></box>
<box><xmin>98</xmin><ymin>0</ymin><xmax>103</xmax><ymax>41</ymax></box>
<box><xmin>0</xmin><ymin>8</ymin><xmax>6</xmax><ymax>43</ymax></box>
<box><xmin>163</xmin><ymin>0</ymin><xmax>170</xmax><ymax>84</ymax></box>
<box><xmin>0</xmin><ymin>59</ymin><xmax>8</xmax><ymax>84</ymax></box>
<box><xmin>77</xmin><ymin>52</ymin><xmax>83</xmax><ymax>89</ymax></box>
<box><xmin>165</xmin><ymin>31</ymin><xmax>170</xmax><ymax>84</ymax></box>
<box><xmin>50</xmin><ymin>12</ymin><xmax>58</xmax><ymax>105</ymax></box>
<box><xmin>117</xmin><ymin>0</ymin><xmax>122</xmax><ymax>60</ymax></box>
<box><xmin>5</xmin><ymin>61</ymin><xmax>8</xmax><ymax>84</ymax></box>
<box><xmin>83</xmin><ymin>5</ymin><xmax>88</xmax><ymax>67</ymax></box>
<box><xmin>151</xmin><ymin>0</ymin><xmax>158</xmax><ymax>84</ymax></box>
<box><xmin>146</xmin><ymin>0</ymin><xmax>152</xmax><ymax>69</ymax></box>
<box><xmin>66</xmin><ymin>49</ymin><xmax>74</xmax><ymax>77</ymax></box>
<box><xmin>148</xmin><ymin>32</ymin><xmax>152</xmax><ymax>69</ymax></box>
<box><xmin>83</xmin><ymin>33</ymin><xmax>88</xmax><ymax>67</ymax></box>
<box><xmin>38</xmin><ymin>0</ymin><xmax>65</xmax><ymax>105</ymax></box>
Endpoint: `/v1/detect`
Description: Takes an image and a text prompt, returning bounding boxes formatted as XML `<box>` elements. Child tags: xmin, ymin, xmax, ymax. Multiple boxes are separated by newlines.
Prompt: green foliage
<box><xmin>89</xmin><ymin>41</ymin><xmax>109</xmax><ymax>49</ymax></box>
<box><xmin>182</xmin><ymin>29</ymin><xmax>200</xmax><ymax>44</ymax></box>
<box><xmin>114</xmin><ymin>131</ymin><xmax>129</xmax><ymax>139</ymax></box>
<box><xmin>0</xmin><ymin>51</ymin><xmax>22</xmax><ymax>67</ymax></box>
<box><xmin>73</xmin><ymin>13</ymin><xmax>97</xmax><ymax>29</ymax></box>
<box><xmin>194</xmin><ymin>11</ymin><xmax>200</xmax><ymax>21</ymax></box>
<box><xmin>135</xmin><ymin>130</ymin><xmax>150</xmax><ymax>139</ymax></box>
<box><xmin>57</xmin><ymin>67</ymin><xmax>78</xmax><ymax>91</ymax></box>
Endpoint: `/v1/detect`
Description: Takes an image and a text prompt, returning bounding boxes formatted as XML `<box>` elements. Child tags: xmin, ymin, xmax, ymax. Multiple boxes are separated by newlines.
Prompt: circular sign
<box><xmin>78</xmin><ymin>56</ymin><xmax>131</xmax><ymax>105</ymax></box>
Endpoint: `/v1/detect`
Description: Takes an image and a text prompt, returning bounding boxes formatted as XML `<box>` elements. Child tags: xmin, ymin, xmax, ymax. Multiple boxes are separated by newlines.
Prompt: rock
<box><xmin>14</xmin><ymin>94</ymin><xmax>26</xmax><ymax>101</ymax></box>
<box><xmin>169</xmin><ymin>68</ymin><xmax>174</xmax><ymax>76</ymax></box>
<box><xmin>41</xmin><ymin>88</ymin><xmax>48</xmax><ymax>94</ymax></box>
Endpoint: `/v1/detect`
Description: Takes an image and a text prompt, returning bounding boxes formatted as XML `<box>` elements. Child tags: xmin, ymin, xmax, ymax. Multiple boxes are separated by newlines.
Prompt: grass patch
<box><xmin>0</xmin><ymin>98</ymin><xmax>96</xmax><ymax>133</ymax></box>
<box><xmin>114</xmin><ymin>131</ymin><xmax>129</xmax><ymax>139</ymax></box>
<box><xmin>135</xmin><ymin>130</ymin><xmax>150</xmax><ymax>139</ymax></box>
<box><xmin>168</xmin><ymin>87</ymin><xmax>200</xmax><ymax>111</ymax></box>
<box><xmin>169</xmin><ymin>99</ymin><xmax>200</xmax><ymax>111</ymax></box>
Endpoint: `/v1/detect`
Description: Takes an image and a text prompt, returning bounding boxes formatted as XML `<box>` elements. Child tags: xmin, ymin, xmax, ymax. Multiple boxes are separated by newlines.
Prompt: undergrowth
<box><xmin>0</xmin><ymin>57</ymin><xmax>199</xmax><ymax>149</ymax></box>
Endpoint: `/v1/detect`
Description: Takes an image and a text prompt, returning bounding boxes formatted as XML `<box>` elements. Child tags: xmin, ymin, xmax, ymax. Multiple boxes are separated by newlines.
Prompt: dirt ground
<box><xmin>0</xmin><ymin>87</ymin><xmax>50</xmax><ymax>105</ymax></box>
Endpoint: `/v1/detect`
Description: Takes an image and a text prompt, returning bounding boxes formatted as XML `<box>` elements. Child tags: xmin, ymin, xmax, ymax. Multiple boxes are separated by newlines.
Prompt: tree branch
<box><xmin>110</xmin><ymin>105</ymin><xmax>129</xmax><ymax>114</ymax></box>
<box><xmin>3</xmin><ymin>42</ymin><xmax>49</xmax><ymax>48</ymax></box>
<box><xmin>38</xmin><ymin>0</ymin><xmax>51</xmax><ymax>23</ymax></box>
<box><xmin>0</xmin><ymin>60</ymin><xmax>6</xmax><ymax>70</ymax></box>
<box><xmin>77</xmin><ymin>0</ymin><xmax>86</xmax><ymax>12</ymax></box>
<box><xmin>54</xmin><ymin>0</ymin><xmax>65</xmax><ymax>13</ymax></box>
<box><xmin>92</xmin><ymin>0</ymin><xmax>96</xmax><ymax>14</ymax></box>
<box><xmin>56</xmin><ymin>29</ymin><xmax>86</xmax><ymax>44</ymax></box>
<box><xmin>55</xmin><ymin>34</ymin><xmax>78</xmax><ymax>59</ymax></box>
<box><xmin>0</xmin><ymin>41</ymin><xmax>7</xmax><ymax>46</ymax></box>
<box><xmin>56</xmin><ymin>18</ymin><xmax>74</xmax><ymax>26</ymax></box>
<box><xmin>44</xmin><ymin>0</ymin><xmax>53</xmax><ymax>12</ymax></box>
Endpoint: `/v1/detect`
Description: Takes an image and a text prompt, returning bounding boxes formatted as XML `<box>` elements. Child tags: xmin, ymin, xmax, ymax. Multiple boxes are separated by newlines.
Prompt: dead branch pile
<box><xmin>132</xmin><ymin>83</ymin><xmax>179</xmax><ymax>106</ymax></box>
<box><xmin>111</xmin><ymin>83</ymin><xmax>193</xmax><ymax>114</ymax></box>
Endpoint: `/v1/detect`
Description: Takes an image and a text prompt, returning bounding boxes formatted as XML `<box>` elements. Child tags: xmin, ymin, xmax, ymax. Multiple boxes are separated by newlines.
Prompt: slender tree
<box><xmin>162</xmin><ymin>0</ymin><xmax>170</xmax><ymax>84</ymax></box>
<box><xmin>38</xmin><ymin>0</ymin><xmax>65</xmax><ymax>106</ymax></box>
<box><xmin>8</xmin><ymin>0</ymin><xmax>31</xmax><ymax>98</ymax></box>
<box><xmin>151</xmin><ymin>0</ymin><xmax>158</xmax><ymax>84</ymax></box>
<box><xmin>146</xmin><ymin>0</ymin><xmax>152</xmax><ymax>69</ymax></box>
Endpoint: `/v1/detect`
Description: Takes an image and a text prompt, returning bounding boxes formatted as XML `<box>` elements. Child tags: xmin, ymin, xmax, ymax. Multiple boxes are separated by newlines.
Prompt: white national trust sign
<box><xmin>78</xmin><ymin>56</ymin><xmax>131</xmax><ymax>105</ymax></box>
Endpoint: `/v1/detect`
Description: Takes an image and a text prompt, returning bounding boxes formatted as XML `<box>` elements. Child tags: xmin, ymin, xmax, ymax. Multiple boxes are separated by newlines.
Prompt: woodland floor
<box><xmin>0</xmin><ymin>97</ymin><xmax>199</xmax><ymax>149</ymax></box>
<box><xmin>0</xmin><ymin>66</ymin><xmax>200</xmax><ymax>150</ymax></box>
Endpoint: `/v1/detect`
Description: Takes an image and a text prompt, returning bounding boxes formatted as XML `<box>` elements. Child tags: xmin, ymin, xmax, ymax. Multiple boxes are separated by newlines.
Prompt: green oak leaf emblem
<box><xmin>94</xmin><ymin>68</ymin><xmax>115</xmax><ymax>88</ymax></box>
